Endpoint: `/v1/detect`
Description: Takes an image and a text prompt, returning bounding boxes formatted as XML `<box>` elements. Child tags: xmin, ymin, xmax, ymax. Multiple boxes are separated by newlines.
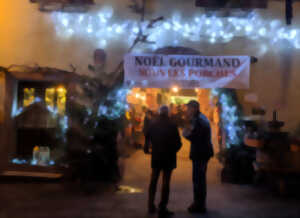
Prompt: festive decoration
<box><xmin>11</xmin><ymin>157</ymin><xmax>55</xmax><ymax>166</ymax></box>
<box><xmin>97</xmin><ymin>86</ymin><xmax>130</xmax><ymax>120</ymax></box>
<box><xmin>212</xmin><ymin>88</ymin><xmax>244</xmax><ymax>147</ymax></box>
<box><xmin>51</xmin><ymin>6</ymin><xmax>300</xmax><ymax>50</ymax></box>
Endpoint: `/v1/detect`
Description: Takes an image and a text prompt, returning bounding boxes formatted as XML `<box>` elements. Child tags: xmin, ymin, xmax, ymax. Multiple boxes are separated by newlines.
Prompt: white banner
<box><xmin>124</xmin><ymin>54</ymin><xmax>250</xmax><ymax>89</ymax></box>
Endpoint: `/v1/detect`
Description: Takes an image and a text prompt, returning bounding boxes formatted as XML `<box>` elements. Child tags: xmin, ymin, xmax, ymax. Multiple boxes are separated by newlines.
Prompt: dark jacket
<box><xmin>185</xmin><ymin>112</ymin><xmax>214</xmax><ymax>161</ymax></box>
<box><xmin>146</xmin><ymin>115</ymin><xmax>182</xmax><ymax>170</ymax></box>
<box><xmin>143</xmin><ymin>116</ymin><xmax>151</xmax><ymax>136</ymax></box>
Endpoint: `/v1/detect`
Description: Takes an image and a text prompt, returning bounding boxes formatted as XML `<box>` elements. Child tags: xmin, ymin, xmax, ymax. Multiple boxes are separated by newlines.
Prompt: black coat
<box><xmin>146</xmin><ymin>115</ymin><xmax>182</xmax><ymax>170</ymax></box>
<box><xmin>185</xmin><ymin>112</ymin><xmax>214</xmax><ymax>161</ymax></box>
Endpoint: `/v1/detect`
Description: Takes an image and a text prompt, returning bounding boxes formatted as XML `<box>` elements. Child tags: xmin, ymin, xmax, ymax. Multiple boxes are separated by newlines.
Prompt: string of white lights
<box><xmin>212</xmin><ymin>89</ymin><xmax>244</xmax><ymax>147</ymax></box>
<box><xmin>51</xmin><ymin>6</ymin><xmax>300</xmax><ymax>51</ymax></box>
<box><xmin>49</xmin><ymin>6</ymin><xmax>299</xmax><ymax>147</ymax></box>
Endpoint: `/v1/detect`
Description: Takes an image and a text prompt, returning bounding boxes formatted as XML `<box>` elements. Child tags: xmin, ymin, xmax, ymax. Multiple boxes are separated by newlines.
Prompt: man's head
<box><xmin>159</xmin><ymin>105</ymin><xmax>169</xmax><ymax>116</ymax></box>
<box><xmin>146</xmin><ymin>109</ymin><xmax>153</xmax><ymax>118</ymax></box>
<box><xmin>186</xmin><ymin>100</ymin><xmax>200</xmax><ymax>119</ymax></box>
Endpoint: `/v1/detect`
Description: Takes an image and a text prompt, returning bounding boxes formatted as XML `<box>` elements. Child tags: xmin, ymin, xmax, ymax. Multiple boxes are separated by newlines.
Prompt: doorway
<box><xmin>126</xmin><ymin>87</ymin><xmax>223</xmax><ymax>157</ymax></box>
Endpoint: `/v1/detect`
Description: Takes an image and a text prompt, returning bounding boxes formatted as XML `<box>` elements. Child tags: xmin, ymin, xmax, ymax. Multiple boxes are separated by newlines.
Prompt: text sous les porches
<box><xmin>135</xmin><ymin>56</ymin><xmax>242</xmax><ymax>78</ymax></box>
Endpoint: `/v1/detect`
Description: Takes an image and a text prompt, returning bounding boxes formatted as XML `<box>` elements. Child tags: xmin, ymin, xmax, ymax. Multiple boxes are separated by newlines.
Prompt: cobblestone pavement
<box><xmin>1</xmin><ymin>144</ymin><xmax>300</xmax><ymax>218</ymax></box>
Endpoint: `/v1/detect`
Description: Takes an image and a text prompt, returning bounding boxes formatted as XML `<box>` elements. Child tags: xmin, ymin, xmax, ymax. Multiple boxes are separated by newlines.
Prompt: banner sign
<box><xmin>124</xmin><ymin>54</ymin><xmax>250</xmax><ymax>89</ymax></box>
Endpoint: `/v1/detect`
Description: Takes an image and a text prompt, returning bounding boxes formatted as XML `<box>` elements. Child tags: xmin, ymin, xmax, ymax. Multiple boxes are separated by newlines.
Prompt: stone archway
<box><xmin>126</xmin><ymin>46</ymin><xmax>243</xmax><ymax>157</ymax></box>
<box><xmin>121</xmin><ymin>47</ymin><xmax>244</xmax><ymax>193</ymax></box>
<box><xmin>125</xmin><ymin>47</ymin><xmax>224</xmax><ymax>157</ymax></box>
<box><xmin>154</xmin><ymin>46</ymin><xmax>223</xmax><ymax>155</ymax></box>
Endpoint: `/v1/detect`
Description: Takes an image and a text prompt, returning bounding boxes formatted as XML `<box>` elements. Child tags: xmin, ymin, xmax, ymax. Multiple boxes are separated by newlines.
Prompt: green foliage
<box><xmin>65</xmin><ymin>72</ymin><xmax>126</xmax><ymax>183</ymax></box>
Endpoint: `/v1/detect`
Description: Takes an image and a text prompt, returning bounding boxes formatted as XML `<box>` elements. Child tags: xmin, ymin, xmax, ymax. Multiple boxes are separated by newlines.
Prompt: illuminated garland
<box><xmin>51</xmin><ymin>6</ymin><xmax>300</xmax><ymax>51</ymax></box>
<box><xmin>50</xmin><ymin>6</ymin><xmax>299</xmax><ymax>141</ymax></box>
<box><xmin>97</xmin><ymin>86</ymin><xmax>130</xmax><ymax>120</ymax></box>
<box><xmin>212</xmin><ymin>88</ymin><xmax>244</xmax><ymax>147</ymax></box>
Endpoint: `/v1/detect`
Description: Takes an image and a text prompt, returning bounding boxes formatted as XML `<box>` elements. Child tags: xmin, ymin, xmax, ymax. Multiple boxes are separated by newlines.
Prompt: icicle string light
<box><xmin>51</xmin><ymin>7</ymin><xmax>300</xmax><ymax>50</ymax></box>
<box><xmin>212</xmin><ymin>89</ymin><xmax>244</xmax><ymax>147</ymax></box>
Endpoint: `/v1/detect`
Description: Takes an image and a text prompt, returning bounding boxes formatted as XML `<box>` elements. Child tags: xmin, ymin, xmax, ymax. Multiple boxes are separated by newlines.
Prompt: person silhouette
<box><xmin>183</xmin><ymin>100</ymin><xmax>214</xmax><ymax>214</ymax></box>
<box><xmin>144</xmin><ymin>105</ymin><xmax>182</xmax><ymax>217</ymax></box>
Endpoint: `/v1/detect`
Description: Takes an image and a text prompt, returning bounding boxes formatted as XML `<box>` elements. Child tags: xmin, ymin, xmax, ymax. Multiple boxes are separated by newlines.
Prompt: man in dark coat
<box><xmin>183</xmin><ymin>100</ymin><xmax>214</xmax><ymax>214</ymax></box>
<box><xmin>144</xmin><ymin>105</ymin><xmax>182</xmax><ymax>217</ymax></box>
<box><xmin>143</xmin><ymin>109</ymin><xmax>154</xmax><ymax>148</ymax></box>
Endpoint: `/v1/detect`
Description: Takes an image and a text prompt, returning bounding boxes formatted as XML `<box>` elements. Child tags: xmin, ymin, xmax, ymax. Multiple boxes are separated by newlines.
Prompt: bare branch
<box><xmin>112</xmin><ymin>0</ymin><xmax>163</xmax><ymax>84</ymax></box>
<box><xmin>70</xmin><ymin>64</ymin><xmax>77</xmax><ymax>72</ymax></box>
<box><xmin>147</xmin><ymin>16</ymin><xmax>164</xmax><ymax>28</ymax></box>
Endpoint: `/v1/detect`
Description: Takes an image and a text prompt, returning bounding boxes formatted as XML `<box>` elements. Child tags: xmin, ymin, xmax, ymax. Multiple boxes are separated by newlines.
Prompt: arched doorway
<box><xmin>124</xmin><ymin>46</ymin><xmax>245</xmax><ymax>157</ymax></box>
<box><xmin>125</xmin><ymin>46</ymin><xmax>229</xmax><ymax>158</ymax></box>
<box><xmin>126</xmin><ymin>87</ymin><xmax>222</xmax><ymax>157</ymax></box>
<box><xmin>120</xmin><ymin>48</ymin><xmax>245</xmax><ymax>194</ymax></box>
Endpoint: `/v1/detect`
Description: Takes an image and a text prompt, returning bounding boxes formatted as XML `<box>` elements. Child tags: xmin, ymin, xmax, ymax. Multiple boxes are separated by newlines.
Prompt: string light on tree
<box><xmin>211</xmin><ymin>89</ymin><xmax>244</xmax><ymax>147</ymax></box>
<box><xmin>97</xmin><ymin>87</ymin><xmax>130</xmax><ymax>120</ymax></box>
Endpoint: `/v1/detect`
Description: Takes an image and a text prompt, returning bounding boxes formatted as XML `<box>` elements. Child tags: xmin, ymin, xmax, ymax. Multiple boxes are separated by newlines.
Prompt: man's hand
<box><xmin>182</xmin><ymin>127</ymin><xmax>192</xmax><ymax>138</ymax></box>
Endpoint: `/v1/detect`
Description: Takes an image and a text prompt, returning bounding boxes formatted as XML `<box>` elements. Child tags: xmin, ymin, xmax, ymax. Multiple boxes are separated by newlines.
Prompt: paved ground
<box><xmin>1</xmin><ymin>139</ymin><xmax>300</xmax><ymax>218</ymax></box>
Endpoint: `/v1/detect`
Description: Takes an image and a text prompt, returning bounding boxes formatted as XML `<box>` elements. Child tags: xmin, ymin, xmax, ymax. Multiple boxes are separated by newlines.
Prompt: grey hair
<box><xmin>159</xmin><ymin>105</ymin><xmax>169</xmax><ymax>115</ymax></box>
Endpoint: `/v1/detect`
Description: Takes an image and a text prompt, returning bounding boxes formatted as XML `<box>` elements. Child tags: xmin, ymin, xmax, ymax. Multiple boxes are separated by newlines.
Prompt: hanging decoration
<box><xmin>97</xmin><ymin>87</ymin><xmax>131</xmax><ymax>120</ymax></box>
<box><xmin>124</xmin><ymin>54</ymin><xmax>250</xmax><ymax>89</ymax></box>
<box><xmin>211</xmin><ymin>88</ymin><xmax>244</xmax><ymax>147</ymax></box>
<box><xmin>51</xmin><ymin>6</ymin><xmax>300</xmax><ymax>51</ymax></box>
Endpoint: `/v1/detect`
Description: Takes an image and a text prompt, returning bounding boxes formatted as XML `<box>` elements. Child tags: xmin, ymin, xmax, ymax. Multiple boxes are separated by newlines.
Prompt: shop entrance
<box><xmin>126</xmin><ymin>87</ymin><xmax>223</xmax><ymax>157</ymax></box>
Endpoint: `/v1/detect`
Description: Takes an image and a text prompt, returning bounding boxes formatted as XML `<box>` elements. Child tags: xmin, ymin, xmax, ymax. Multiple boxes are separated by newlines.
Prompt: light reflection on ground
<box><xmin>116</xmin><ymin>185</ymin><xmax>143</xmax><ymax>194</ymax></box>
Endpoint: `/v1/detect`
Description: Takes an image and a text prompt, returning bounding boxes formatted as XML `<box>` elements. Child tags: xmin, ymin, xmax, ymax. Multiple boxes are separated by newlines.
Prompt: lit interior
<box><xmin>23</xmin><ymin>86</ymin><xmax>67</xmax><ymax>115</ymax></box>
<box><xmin>23</xmin><ymin>88</ymin><xmax>35</xmax><ymax>107</ymax></box>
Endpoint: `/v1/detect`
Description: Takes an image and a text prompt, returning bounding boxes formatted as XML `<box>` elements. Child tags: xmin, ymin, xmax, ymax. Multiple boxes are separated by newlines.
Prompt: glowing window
<box><xmin>22</xmin><ymin>84</ymin><xmax>67</xmax><ymax>115</ymax></box>
<box><xmin>45</xmin><ymin>86</ymin><xmax>67</xmax><ymax>115</ymax></box>
<box><xmin>56</xmin><ymin>86</ymin><xmax>67</xmax><ymax>115</ymax></box>
<box><xmin>23</xmin><ymin>88</ymin><xmax>35</xmax><ymax>107</ymax></box>
<box><xmin>45</xmin><ymin>88</ymin><xmax>56</xmax><ymax>109</ymax></box>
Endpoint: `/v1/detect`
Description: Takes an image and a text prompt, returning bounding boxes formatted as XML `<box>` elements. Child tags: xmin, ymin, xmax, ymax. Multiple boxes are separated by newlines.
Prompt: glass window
<box><xmin>23</xmin><ymin>88</ymin><xmax>35</xmax><ymax>107</ymax></box>
<box><xmin>22</xmin><ymin>85</ymin><xmax>67</xmax><ymax>115</ymax></box>
<box><xmin>45</xmin><ymin>88</ymin><xmax>56</xmax><ymax>109</ymax></box>
<box><xmin>56</xmin><ymin>86</ymin><xmax>67</xmax><ymax>115</ymax></box>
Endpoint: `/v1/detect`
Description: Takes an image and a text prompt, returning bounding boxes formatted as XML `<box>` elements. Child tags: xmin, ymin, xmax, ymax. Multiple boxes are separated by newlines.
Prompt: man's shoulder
<box><xmin>168</xmin><ymin>118</ymin><xmax>177</xmax><ymax>125</ymax></box>
<box><xmin>150</xmin><ymin>117</ymin><xmax>168</xmax><ymax>127</ymax></box>
<box><xmin>199</xmin><ymin>113</ymin><xmax>209</xmax><ymax>122</ymax></box>
<box><xmin>197</xmin><ymin>113</ymin><xmax>211</xmax><ymax>127</ymax></box>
